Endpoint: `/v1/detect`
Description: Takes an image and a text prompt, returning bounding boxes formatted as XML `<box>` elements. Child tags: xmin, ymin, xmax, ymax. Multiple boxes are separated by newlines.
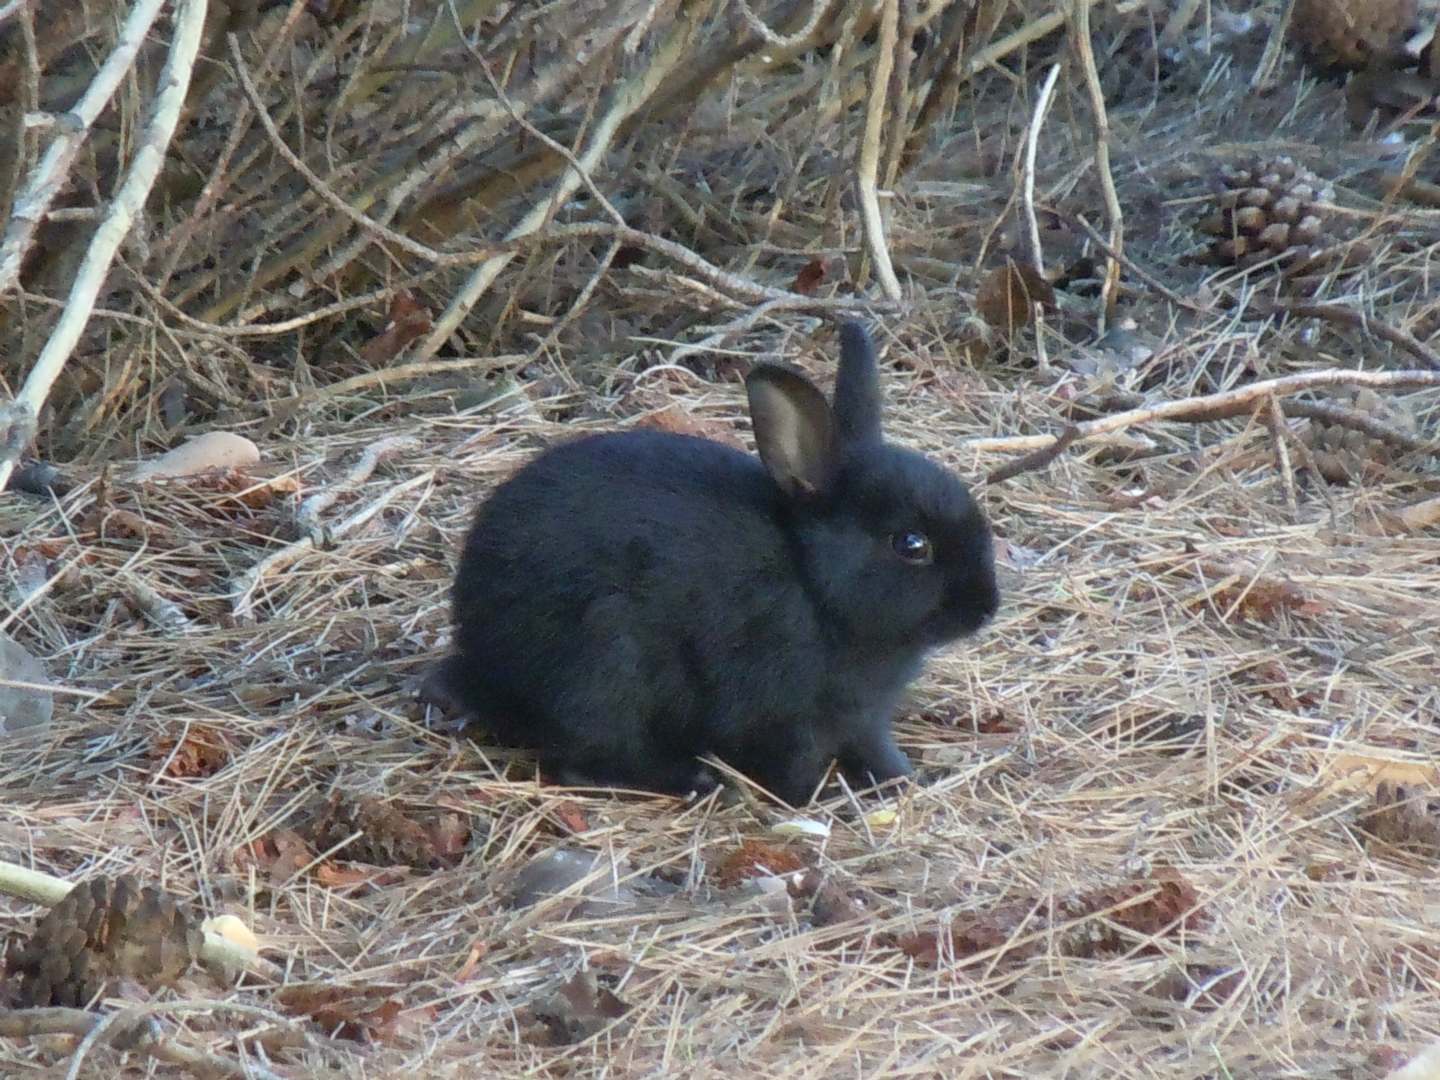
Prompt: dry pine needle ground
<box><xmin>3</xmin><ymin>1</ymin><xmax>1440</xmax><ymax>1077</ymax></box>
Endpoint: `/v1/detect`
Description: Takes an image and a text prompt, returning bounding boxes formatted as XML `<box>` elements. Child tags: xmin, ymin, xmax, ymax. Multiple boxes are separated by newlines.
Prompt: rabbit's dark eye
<box><xmin>891</xmin><ymin>530</ymin><xmax>932</xmax><ymax>565</ymax></box>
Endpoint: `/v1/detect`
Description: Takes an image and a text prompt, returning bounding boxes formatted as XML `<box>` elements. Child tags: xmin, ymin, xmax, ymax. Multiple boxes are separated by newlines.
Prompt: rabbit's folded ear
<box><xmin>834</xmin><ymin>320</ymin><xmax>883</xmax><ymax>447</ymax></box>
<box><xmin>746</xmin><ymin>365</ymin><xmax>836</xmax><ymax>497</ymax></box>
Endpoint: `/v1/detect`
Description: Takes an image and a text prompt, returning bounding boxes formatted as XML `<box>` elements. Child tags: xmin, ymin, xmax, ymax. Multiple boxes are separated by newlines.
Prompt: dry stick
<box><xmin>61</xmin><ymin>1000</ymin><xmax>325</xmax><ymax>1080</ymax></box>
<box><xmin>539</xmin><ymin>221</ymin><xmax>836</xmax><ymax>308</ymax></box>
<box><xmin>0</xmin><ymin>0</ymin><xmax>207</xmax><ymax>494</ymax></box>
<box><xmin>229</xmin><ymin>38</ymin><xmax>503</xmax><ymax>270</ymax></box>
<box><xmin>131</xmin><ymin>265</ymin><xmax>449</xmax><ymax>337</ymax></box>
<box><xmin>459</xmin><ymin>25</ymin><xmax>627</xmax><ymax>230</ymax></box>
<box><xmin>1021</xmin><ymin>64</ymin><xmax>1062</xmax><ymax>273</ymax></box>
<box><xmin>1020</xmin><ymin>64</ymin><xmax>1062</xmax><ymax>372</ymax></box>
<box><xmin>283</xmin><ymin>9</ymin><xmax>644</xmax><ymax>311</ymax></box>
<box><xmin>413</xmin><ymin>0</ymin><xmax>718</xmax><ymax>362</ymax></box>
<box><xmin>964</xmin><ymin>0</ymin><xmax>1102</xmax><ymax>78</ymax></box>
<box><xmin>0</xmin><ymin>1008</ymin><xmax>286</xmax><ymax>1080</ymax></box>
<box><xmin>294</xmin><ymin>434</ymin><xmax>420</xmax><ymax>537</ymax></box>
<box><xmin>1065</xmin><ymin>212</ymin><xmax>1209</xmax><ymax>313</ymax></box>
<box><xmin>985</xmin><ymin>425</ymin><xmax>1080</xmax><ymax>485</ymax></box>
<box><xmin>735</xmin><ymin>0</ymin><xmax>833</xmax><ymax>48</ymax></box>
<box><xmin>1281</xmin><ymin>400</ymin><xmax>1433</xmax><ymax>453</ymax></box>
<box><xmin>272</xmin><ymin>355</ymin><xmax>528</xmax><ymax>412</ymax></box>
<box><xmin>1251</xmin><ymin>0</ymin><xmax>1299</xmax><ymax>88</ymax></box>
<box><xmin>1069</xmin><ymin>0</ymin><xmax>1124</xmax><ymax>331</ymax></box>
<box><xmin>0</xmin><ymin>0</ymin><xmax>168</xmax><ymax>293</ymax></box>
<box><xmin>856</xmin><ymin>0</ymin><xmax>903</xmax><ymax>303</ymax></box>
<box><xmin>153</xmin><ymin>0</ymin><xmax>313</xmax><ymax>295</ymax></box>
<box><xmin>967</xmin><ymin>369</ymin><xmax>1440</xmax><ymax>458</ymax></box>
<box><xmin>232</xmin><ymin>470</ymin><xmax>433</xmax><ymax>622</ymax></box>
<box><xmin>1266</xmin><ymin>301</ymin><xmax>1440</xmax><ymax>371</ymax></box>
<box><xmin>1266</xmin><ymin>395</ymin><xmax>1299</xmax><ymax>516</ymax></box>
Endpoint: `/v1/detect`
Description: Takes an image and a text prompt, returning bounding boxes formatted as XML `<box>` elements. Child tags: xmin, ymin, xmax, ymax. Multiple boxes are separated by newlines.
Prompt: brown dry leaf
<box><xmin>310</xmin><ymin>794</ymin><xmax>447</xmax><ymax>870</ymax></box>
<box><xmin>1243</xmin><ymin>659</ymin><xmax>1317</xmax><ymax>711</ymax></box>
<box><xmin>894</xmin><ymin>869</ymin><xmax>1205</xmax><ymax>969</ymax></box>
<box><xmin>809</xmin><ymin>879</ymin><xmax>870</xmax><ymax>928</ymax></box>
<box><xmin>313</xmin><ymin>862</ymin><xmax>409</xmax><ymax>889</ymax></box>
<box><xmin>231</xmin><ymin>828</ymin><xmax>316</xmax><ymax>882</ymax></box>
<box><xmin>1192</xmin><ymin>562</ymin><xmax>1327</xmax><ymax>622</ymax></box>
<box><xmin>426</xmin><ymin>812</ymin><xmax>473</xmax><ymax>860</ymax></box>
<box><xmin>359</xmin><ymin>291</ymin><xmax>433</xmax><ymax>366</ymax></box>
<box><xmin>893</xmin><ymin>901</ymin><xmax>1033</xmax><ymax>967</ymax></box>
<box><xmin>549</xmin><ymin>800</ymin><xmax>592</xmax><ymax>836</ymax></box>
<box><xmin>277</xmin><ymin>984</ymin><xmax>406</xmax><ymax>1043</ymax></box>
<box><xmin>973</xmin><ymin>708</ymin><xmax>1020</xmax><ymax>734</ymax></box>
<box><xmin>791</xmin><ymin>257</ymin><xmax>828</xmax><ymax>295</ymax></box>
<box><xmin>528</xmin><ymin>969</ymin><xmax>630</xmax><ymax>1045</ymax></box>
<box><xmin>712</xmin><ymin>839</ymin><xmax>807</xmax><ymax>887</ymax></box>
<box><xmin>975</xmin><ymin>260</ymin><xmax>1055</xmax><ymax>338</ymax></box>
<box><xmin>151</xmin><ymin>727</ymin><xmax>231</xmax><ymax>779</ymax></box>
<box><xmin>1096</xmin><ymin>866</ymin><xmax>1206</xmax><ymax>940</ymax></box>
<box><xmin>186</xmin><ymin>469</ymin><xmax>302</xmax><ymax>511</ymax></box>
<box><xmin>636</xmin><ymin>406</ymin><xmax>745</xmax><ymax>449</ymax></box>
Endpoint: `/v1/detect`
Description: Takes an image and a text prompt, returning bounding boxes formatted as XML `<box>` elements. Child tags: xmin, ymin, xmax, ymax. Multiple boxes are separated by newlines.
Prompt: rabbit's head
<box><xmin>746</xmin><ymin>321</ymin><xmax>999</xmax><ymax>652</ymax></box>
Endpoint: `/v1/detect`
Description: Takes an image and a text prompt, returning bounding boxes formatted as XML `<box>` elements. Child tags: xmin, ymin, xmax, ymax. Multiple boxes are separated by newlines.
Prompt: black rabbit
<box><xmin>429</xmin><ymin>320</ymin><xmax>999</xmax><ymax>805</ymax></box>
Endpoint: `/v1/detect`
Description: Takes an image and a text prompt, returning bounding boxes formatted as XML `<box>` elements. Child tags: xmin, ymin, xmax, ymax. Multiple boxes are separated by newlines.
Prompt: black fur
<box><xmin>437</xmin><ymin>320</ymin><xmax>999</xmax><ymax>805</ymax></box>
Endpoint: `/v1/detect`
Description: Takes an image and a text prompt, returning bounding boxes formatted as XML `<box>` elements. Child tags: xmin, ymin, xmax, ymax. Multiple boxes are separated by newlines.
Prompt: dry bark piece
<box><xmin>1290</xmin><ymin>0</ymin><xmax>1419</xmax><ymax>70</ymax></box>
<box><xmin>8</xmin><ymin>876</ymin><xmax>203</xmax><ymax>1008</ymax></box>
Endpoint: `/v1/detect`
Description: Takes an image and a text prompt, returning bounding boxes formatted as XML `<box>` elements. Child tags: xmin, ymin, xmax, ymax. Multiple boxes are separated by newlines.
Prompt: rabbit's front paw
<box><xmin>839</xmin><ymin>729</ymin><xmax>913</xmax><ymax>792</ymax></box>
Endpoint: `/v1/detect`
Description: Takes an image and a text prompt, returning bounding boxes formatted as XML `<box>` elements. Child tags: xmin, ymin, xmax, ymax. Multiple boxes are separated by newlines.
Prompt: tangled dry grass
<box><xmin>3</xmin><ymin>1</ymin><xmax>1440</xmax><ymax>1077</ymax></box>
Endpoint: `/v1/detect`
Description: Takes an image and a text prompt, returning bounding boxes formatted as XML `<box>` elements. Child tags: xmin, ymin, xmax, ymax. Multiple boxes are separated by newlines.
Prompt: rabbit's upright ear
<box><xmin>746</xmin><ymin>365</ymin><xmax>836</xmax><ymax>498</ymax></box>
<box><xmin>833</xmin><ymin>320</ymin><xmax>883</xmax><ymax>448</ymax></box>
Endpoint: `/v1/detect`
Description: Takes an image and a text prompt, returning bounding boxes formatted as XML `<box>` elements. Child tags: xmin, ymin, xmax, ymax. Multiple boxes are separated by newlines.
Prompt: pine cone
<box><xmin>8</xmin><ymin>876</ymin><xmax>202</xmax><ymax>1008</ymax></box>
<box><xmin>1301</xmin><ymin>386</ymin><xmax>1426</xmax><ymax>482</ymax></box>
<box><xmin>1197</xmin><ymin>157</ymin><xmax>1337</xmax><ymax>271</ymax></box>
<box><xmin>1290</xmin><ymin>0</ymin><xmax>1419</xmax><ymax>71</ymax></box>
<box><xmin>310</xmin><ymin>793</ymin><xmax>441</xmax><ymax>869</ymax></box>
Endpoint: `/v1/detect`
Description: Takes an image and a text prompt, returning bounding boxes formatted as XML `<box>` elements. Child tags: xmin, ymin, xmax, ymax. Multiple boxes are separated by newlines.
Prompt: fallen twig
<box><xmin>0</xmin><ymin>0</ymin><xmax>167</xmax><ymax>294</ymax></box>
<box><xmin>970</xmin><ymin>368</ymin><xmax>1440</xmax><ymax>459</ymax></box>
<box><xmin>1265</xmin><ymin>301</ymin><xmax>1440</xmax><ymax>371</ymax></box>
<box><xmin>856</xmin><ymin>0</ymin><xmax>903</xmax><ymax>303</ymax></box>
<box><xmin>985</xmin><ymin>424</ymin><xmax>1080</xmax><ymax>484</ymax></box>
<box><xmin>414</xmin><ymin>0</ymin><xmax>720</xmax><ymax>362</ymax></box>
<box><xmin>0</xmin><ymin>0</ymin><xmax>207</xmax><ymax>493</ymax></box>
<box><xmin>232</xmin><ymin>470</ymin><xmax>433</xmax><ymax>622</ymax></box>
<box><xmin>1069</xmin><ymin>0</ymin><xmax>1124</xmax><ymax>329</ymax></box>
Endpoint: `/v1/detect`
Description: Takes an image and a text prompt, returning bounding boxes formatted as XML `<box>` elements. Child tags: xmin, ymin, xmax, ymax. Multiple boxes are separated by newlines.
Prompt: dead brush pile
<box><xmin>2</xmin><ymin>0</ymin><xmax>1440</xmax><ymax>1076</ymax></box>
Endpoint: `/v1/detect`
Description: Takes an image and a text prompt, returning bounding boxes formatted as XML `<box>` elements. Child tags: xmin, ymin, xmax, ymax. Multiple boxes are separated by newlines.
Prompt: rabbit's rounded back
<box><xmin>442</xmin><ymin>320</ymin><xmax>998</xmax><ymax>804</ymax></box>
